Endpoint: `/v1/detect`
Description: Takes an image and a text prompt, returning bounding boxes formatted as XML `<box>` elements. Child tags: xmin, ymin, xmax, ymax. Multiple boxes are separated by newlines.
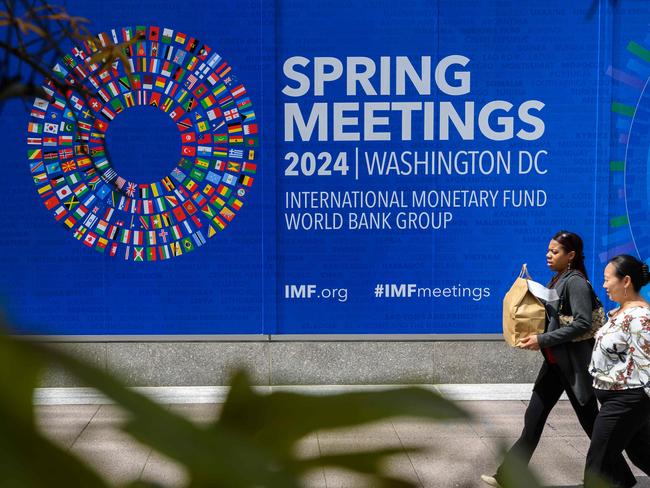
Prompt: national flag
<box><xmin>192</xmin><ymin>83</ymin><xmax>207</xmax><ymax>98</ymax></box>
<box><xmin>222</xmin><ymin>173</ymin><xmax>237</xmax><ymax>186</ymax></box>
<box><xmin>74</xmin><ymin>226</ymin><xmax>87</xmax><ymax>240</ymax></box>
<box><xmin>56</xmin><ymin>185</ymin><xmax>72</xmax><ymax>199</ymax></box>
<box><xmin>53</xmin><ymin>206</ymin><xmax>66</xmax><ymax>221</ymax></box>
<box><xmin>197</xmin><ymin>146</ymin><xmax>211</xmax><ymax>157</ymax></box>
<box><xmin>44</xmin><ymin>122</ymin><xmax>59</xmax><ymax>134</ymax></box>
<box><xmin>181</xmin><ymin>146</ymin><xmax>196</xmax><ymax>157</ymax></box>
<box><xmin>162</xmin><ymin>28</ymin><xmax>173</xmax><ymax>43</ymax></box>
<box><xmin>58</xmin><ymin>135</ymin><xmax>73</xmax><ymax>145</ymax></box>
<box><xmin>107</xmin><ymin>226</ymin><xmax>119</xmax><ymax>240</ymax></box>
<box><xmin>133</xmin><ymin>247</ymin><xmax>144</xmax><ymax>262</ymax></box>
<box><xmin>83</xmin><ymin>231</ymin><xmax>97</xmax><ymax>247</ymax></box>
<box><xmin>229</xmin><ymin>148</ymin><xmax>244</xmax><ymax>159</ymax></box>
<box><xmin>58</xmin><ymin>148</ymin><xmax>73</xmax><ymax>159</ymax></box>
<box><xmin>174</xmin><ymin>32</ymin><xmax>187</xmax><ymax>45</ymax></box>
<box><xmin>182</xmin><ymin>200</ymin><xmax>197</xmax><ymax>215</ymax></box>
<box><xmin>213</xmin><ymin>147</ymin><xmax>227</xmax><ymax>158</ymax></box>
<box><xmin>217</xmin><ymin>184</ymin><xmax>232</xmax><ymax>197</ymax></box>
<box><xmin>43</xmin><ymin>195</ymin><xmax>59</xmax><ymax>210</ymax></box>
<box><xmin>170</xmin><ymin>225</ymin><xmax>182</xmax><ymax>240</ymax></box>
<box><xmin>228</xmin><ymin>197</ymin><xmax>243</xmax><ymax>211</ymax></box>
<box><xmin>171</xmin><ymin>168</ymin><xmax>186</xmax><ymax>183</ymax></box>
<box><xmin>95</xmin><ymin>237</ymin><xmax>108</xmax><ymax>252</ymax></box>
<box><xmin>50</xmin><ymin>175</ymin><xmax>66</xmax><ymax>187</ymax></box>
<box><xmin>170</xmin><ymin>241</ymin><xmax>182</xmax><ymax>257</ymax></box>
<box><xmin>120</xmin><ymin>228</ymin><xmax>131</xmax><ymax>244</ymax></box>
<box><xmin>149</xmin><ymin>91</ymin><xmax>162</xmax><ymax>107</ymax></box>
<box><xmin>213</xmin><ymin>216</ymin><xmax>226</xmax><ymax>230</ymax></box>
<box><xmin>64</xmin><ymin>195</ymin><xmax>80</xmax><ymax>210</ymax></box>
<box><xmin>44</xmin><ymin>150</ymin><xmax>58</xmax><ymax>161</ymax></box>
<box><xmin>206</xmin><ymin>71</ymin><xmax>220</xmax><ymax>85</ymax></box>
<box><xmin>28</xmin><ymin>122</ymin><xmax>42</xmax><ymax>133</ymax></box>
<box><xmin>184</xmin><ymin>179</ymin><xmax>198</xmax><ymax>192</ymax></box>
<box><xmin>181</xmin><ymin>132</ymin><xmax>196</xmax><ymax>143</ymax></box>
<box><xmin>63</xmin><ymin>215</ymin><xmax>77</xmax><ymax>229</ymax></box>
<box><xmin>200</xmin><ymin>94</ymin><xmax>216</xmax><ymax>109</ymax></box>
<box><xmin>220</xmin><ymin>207</ymin><xmax>235</xmax><ymax>221</ymax></box>
<box><xmin>143</xmin><ymin>200</ymin><xmax>153</xmax><ymax>214</ymax></box>
<box><xmin>176</xmin><ymin>117</ymin><xmax>192</xmax><ymax>131</ymax></box>
<box><xmin>210</xmin><ymin>195</ymin><xmax>225</xmax><ymax>209</ymax></box>
<box><xmin>27</xmin><ymin>149</ymin><xmax>42</xmax><ymax>160</ymax></box>
<box><xmin>181</xmin><ymin>237</ymin><xmax>194</xmax><ymax>253</ymax></box>
<box><xmin>132</xmin><ymin>230</ymin><xmax>143</xmax><ymax>246</ymax></box>
<box><xmin>240</xmin><ymin>175</ymin><xmax>254</xmax><ymax>187</ymax></box>
<box><xmin>206</xmin><ymin>171</ymin><xmax>221</xmax><ymax>185</ymax></box>
<box><xmin>190</xmin><ymin>168</ymin><xmax>205</xmax><ymax>181</ymax></box>
<box><xmin>195</xmin><ymin>157</ymin><xmax>210</xmax><ymax>169</ymax></box>
<box><xmin>30</xmin><ymin>109</ymin><xmax>46</xmax><ymax>119</ymax></box>
<box><xmin>162</xmin><ymin>176</ymin><xmax>175</xmax><ymax>191</ymax></box>
<box><xmin>192</xmin><ymin>231</ymin><xmax>206</xmax><ymax>247</ymax></box>
<box><xmin>145</xmin><ymin>247</ymin><xmax>156</xmax><ymax>261</ymax></box>
<box><xmin>172</xmin><ymin>206</ymin><xmax>186</xmax><ymax>222</ymax></box>
<box><xmin>159</xmin><ymin>245</ymin><xmax>171</xmax><ymax>260</ymax></box>
<box><xmin>37</xmin><ymin>184</ymin><xmax>53</xmax><ymax>196</ymax></box>
<box><xmin>231</xmin><ymin>85</ymin><xmax>246</xmax><ymax>98</ymax></box>
<box><xmin>73</xmin><ymin>204</ymin><xmax>88</xmax><ymax>219</ymax></box>
<box><xmin>33</xmin><ymin>172</ymin><xmax>48</xmax><ymax>184</ymax></box>
<box><xmin>96</xmin><ymin>219</ymin><xmax>108</xmax><ymax>235</ymax></box>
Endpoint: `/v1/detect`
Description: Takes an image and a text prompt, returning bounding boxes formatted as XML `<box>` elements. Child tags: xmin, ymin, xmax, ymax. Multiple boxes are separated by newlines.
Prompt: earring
<box><xmin>624</xmin><ymin>286</ymin><xmax>628</xmax><ymax>298</ymax></box>
<box><xmin>568</xmin><ymin>261</ymin><xmax>572</xmax><ymax>270</ymax></box>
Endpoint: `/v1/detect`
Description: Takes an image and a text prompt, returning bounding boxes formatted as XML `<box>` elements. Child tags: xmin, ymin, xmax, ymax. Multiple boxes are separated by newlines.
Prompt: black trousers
<box><xmin>496</xmin><ymin>362</ymin><xmax>635</xmax><ymax>487</ymax></box>
<box><xmin>585</xmin><ymin>388</ymin><xmax>650</xmax><ymax>488</ymax></box>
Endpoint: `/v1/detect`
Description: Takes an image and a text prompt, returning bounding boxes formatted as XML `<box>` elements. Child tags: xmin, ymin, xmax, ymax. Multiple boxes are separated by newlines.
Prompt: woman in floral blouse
<box><xmin>585</xmin><ymin>254</ymin><xmax>650</xmax><ymax>487</ymax></box>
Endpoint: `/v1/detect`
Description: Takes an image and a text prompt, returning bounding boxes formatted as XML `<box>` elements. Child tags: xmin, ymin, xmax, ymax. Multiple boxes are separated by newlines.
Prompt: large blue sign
<box><xmin>0</xmin><ymin>0</ymin><xmax>647</xmax><ymax>335</ymax></box>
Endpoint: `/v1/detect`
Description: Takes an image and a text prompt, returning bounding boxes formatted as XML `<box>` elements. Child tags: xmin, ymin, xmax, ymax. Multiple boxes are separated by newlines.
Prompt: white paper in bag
<box><xmin>527</xmin><ymin>279</ymin><xmax>559</xmax><ymax>303</ymax></box>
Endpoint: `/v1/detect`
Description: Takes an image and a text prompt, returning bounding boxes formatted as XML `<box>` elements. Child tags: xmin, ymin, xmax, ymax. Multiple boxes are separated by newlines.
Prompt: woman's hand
<box><xmin>519</xmin><ymin>335</ymin><xmax>540</xmax><ymax>350</ymax></box>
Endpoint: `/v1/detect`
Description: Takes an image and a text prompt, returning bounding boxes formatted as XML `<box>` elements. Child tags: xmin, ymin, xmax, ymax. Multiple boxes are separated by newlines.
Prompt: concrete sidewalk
<box><xmin>36</xmin><ymin>400</ymin><xmax>650</xmax><ymax>488</ymax></box>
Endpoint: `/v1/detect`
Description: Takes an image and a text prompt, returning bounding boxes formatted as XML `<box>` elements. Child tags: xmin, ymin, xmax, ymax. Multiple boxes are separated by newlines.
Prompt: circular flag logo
<box><xmin>605</xmin><ymin>32</ymin><xmax>650</xmax><ymax>300</ymax></box>
<box><xmin>26</xmin><ymin>26</ymin><xmax>258</xmax><ymax>261</ymax></box>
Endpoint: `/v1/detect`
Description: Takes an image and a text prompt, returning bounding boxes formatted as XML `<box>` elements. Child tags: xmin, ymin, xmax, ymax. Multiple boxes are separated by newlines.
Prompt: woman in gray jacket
<box><xmin>482</xmin><ymin>231</ymin><xmax>634</xmax><ymax>488</ymax></box>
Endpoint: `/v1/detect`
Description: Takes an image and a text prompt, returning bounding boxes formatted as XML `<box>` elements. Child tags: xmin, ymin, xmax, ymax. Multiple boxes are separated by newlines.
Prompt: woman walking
<box><xmin>585</xmin><ymin>254</ymin><xmax>650</xmax><ymax>488</ymax></box>
<box><xmin>482</xmin><ymin>231</ymin><xmax>633</xmax><ymax>488</ymax></box>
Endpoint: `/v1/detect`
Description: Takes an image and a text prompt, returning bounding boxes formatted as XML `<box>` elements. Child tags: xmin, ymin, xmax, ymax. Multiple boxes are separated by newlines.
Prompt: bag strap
<box><xmin>558</xmin><ymin>271</ymin><xmax>602</xmax><ymax>312</ymax></box>
<box><xmin>519</xmin><ymin>263</ymin><xmax>532</xmax><ymax>280</ymax></box>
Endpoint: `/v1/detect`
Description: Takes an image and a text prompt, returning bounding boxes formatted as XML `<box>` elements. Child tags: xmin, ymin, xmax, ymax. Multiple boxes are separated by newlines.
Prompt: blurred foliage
<box><xmin>0</xmin><ymin>0</ymin><xmax>131</xmax><ymax>105</ymax></box>
<box><xmin>0</xmin><ymin>332</ymin><xmax>473</xmax><ymax>487</ymax></box>
<box><xmin>0</xmin><ymin>330</ymin><xmax>616</xmax><ymax>487</ymax></box>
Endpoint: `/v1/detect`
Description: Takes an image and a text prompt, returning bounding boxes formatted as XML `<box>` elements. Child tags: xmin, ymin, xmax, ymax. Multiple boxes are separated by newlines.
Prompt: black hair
<box><xmin>552</xmin><ymin>230</ymin><xmax>588</xmax><ymax>279</ymax></box>
<box><xmin>608</xmin><ymin>254</ymin><xmax>650</xmax><ymax>292</ymax></box>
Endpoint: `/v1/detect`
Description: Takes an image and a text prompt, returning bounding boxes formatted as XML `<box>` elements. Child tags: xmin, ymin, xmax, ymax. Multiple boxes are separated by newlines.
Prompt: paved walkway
<box><xmin>36</xmin><ymin>401</ymin><xmax>650</xmax><ymax>487</ymax></box>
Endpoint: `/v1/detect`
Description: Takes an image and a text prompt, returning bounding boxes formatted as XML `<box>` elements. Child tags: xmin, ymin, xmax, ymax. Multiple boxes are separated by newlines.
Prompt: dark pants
<box><xmin>496</xmin><ymin>362</ymin><xmax>635</xmax><ymax>487</ymax></box>
<box><xmin>585</xmin><ymin>388</ymin><xmax>650</xmax><ymax>488</ymax></box>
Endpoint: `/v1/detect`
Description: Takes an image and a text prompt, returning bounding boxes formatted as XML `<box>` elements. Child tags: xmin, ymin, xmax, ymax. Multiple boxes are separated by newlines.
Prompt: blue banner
<box><xmin>0</xmin><ymin>0</ymin><xmax>648</xmax><ymax>335</ymax></box>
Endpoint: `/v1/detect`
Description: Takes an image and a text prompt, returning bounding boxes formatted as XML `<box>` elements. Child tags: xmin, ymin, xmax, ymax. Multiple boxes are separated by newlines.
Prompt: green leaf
<box><xmin>30</xmin><ymin>342</ymin><xmax>298</xmax><ymax>488</ymax></box>
<box><xmin>497</xmin><ymin>449</ymin><xmax>543</xmax><ymax>488</ymax></box>
<box><xmin>218</xmin><ymin>370</ymin><xmax>469</xmax><ymax>454</ymax></box>
<box><xmin>291</xmin><ymin>447</ymin><xmax>421</xmax><ymax>474</ymax></box>
<box><xmin>0</xmin><ymin>334</ymin><xmax>110</xmax><ymax>487</ymax></box>
<box><xmin>0</xmin><ymin>332</ymin><xmax>43</xmax><ymax>426</ymax></box>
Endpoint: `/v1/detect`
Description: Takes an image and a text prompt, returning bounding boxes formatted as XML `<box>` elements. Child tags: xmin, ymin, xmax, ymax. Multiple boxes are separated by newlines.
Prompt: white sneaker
<box><xmin>480</xmin><ymin>474</ymin><xmax>502</xmax><ymax>487</ymax></box>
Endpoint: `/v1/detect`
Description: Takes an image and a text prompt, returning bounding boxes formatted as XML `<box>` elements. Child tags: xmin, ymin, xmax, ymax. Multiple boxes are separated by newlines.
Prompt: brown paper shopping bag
<box><xmin>502</xmin><ymin>264</ymin><xmax>546</xmax><ymax>347</ymax></box>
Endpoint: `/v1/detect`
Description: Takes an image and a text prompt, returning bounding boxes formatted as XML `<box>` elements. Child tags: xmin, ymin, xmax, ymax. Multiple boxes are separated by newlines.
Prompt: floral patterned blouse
<box><xmin>589</xmin><ymin>306</ymin><xmax>650</xmax><ymax>395</ymax></box>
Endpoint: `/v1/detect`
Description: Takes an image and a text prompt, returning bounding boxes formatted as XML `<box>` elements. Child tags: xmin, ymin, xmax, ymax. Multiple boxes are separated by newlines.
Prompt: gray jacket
<box><xmin>536</xmin><ymin>270</ymin><xmax>596</xmax><ymax>405</ymax></box>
